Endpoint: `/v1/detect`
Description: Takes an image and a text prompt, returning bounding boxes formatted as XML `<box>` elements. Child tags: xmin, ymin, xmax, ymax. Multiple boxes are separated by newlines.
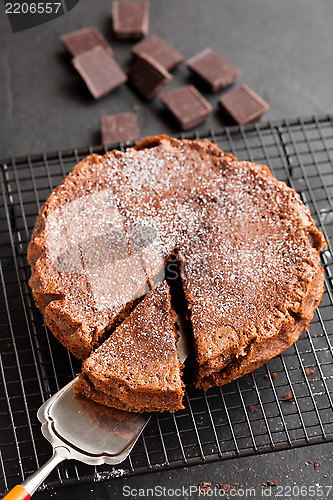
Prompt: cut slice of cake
<box><xmin>74</xmin><ymin>281</ymin><xmax>185</xmax><ymax>412</ymax></box>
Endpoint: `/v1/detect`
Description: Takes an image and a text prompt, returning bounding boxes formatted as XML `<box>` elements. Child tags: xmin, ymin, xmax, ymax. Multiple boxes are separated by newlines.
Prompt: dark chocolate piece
<box><xmin>131</xmin><ymin>34</ymin><xmax>184</xmax><ymax>71</ymax></box>
<box><xmin>72</xmin><ymin>46</ymin><xmax>127</xmax><ymax>99</ymax></box>
<box><xmin>160</xmin><ymin>85</ymin><xmax>212</xmax><ymax>130</ymax></box>
<box><xmin>186</xmin><ymin>48</ymin><xmax>239</xmax><ymax>91</ymax></box>
<box><xmin>128</xmin><ymin>54</ymin><xmax>172</xmax><ymax>100</ymax></box>
<box><xmin>219</xmin><ymin>84</ymin><xmax>269</xmax><ymax>124</ymax></box>
<box><xmin>112</xmin><ymin>1</ymin><xmax>149</xmax><ymax>39</ymax></box>
<box><xmin>101</xmin><ymin>113</ymin><xmax>141</xmax><ymax>144</ymax></box>
<box><xmin>61</xmin><ymin>27</ymin><xmax>113</xmax><ymax>57</ymax></box>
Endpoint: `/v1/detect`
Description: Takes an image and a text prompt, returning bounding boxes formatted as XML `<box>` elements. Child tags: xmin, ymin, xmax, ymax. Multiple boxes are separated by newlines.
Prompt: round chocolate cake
<box><xmin>28</xmin><ymin>135</ymin><xmax>326</xmax><ymax>412</ymax></box>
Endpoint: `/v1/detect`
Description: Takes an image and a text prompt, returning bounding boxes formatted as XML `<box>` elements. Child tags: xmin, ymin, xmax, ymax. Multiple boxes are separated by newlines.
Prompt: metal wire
<box><xmin>1</xmin><ymin>115</ymin><xmax>333</xmax><ymax>493</ymax></box>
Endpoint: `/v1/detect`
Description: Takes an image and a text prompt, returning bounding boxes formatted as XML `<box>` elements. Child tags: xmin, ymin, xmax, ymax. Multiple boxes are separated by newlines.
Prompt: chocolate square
<box><xmin>61</xmin><ymin>27</ymin><xmax>113</xmax><ymax>57</ymax></box>
<box><xmin>160</xmin><ymin>85</ymin><xmax>212</xmax><ymax>130</ymax></box>
<box><xmin>186</xmin><ymin>48</ymin><xmax>240</xmax><ymax>92</ymax></box>
<box><xmin>101</xmin><ymin>113</ymin><xmax>141</xmax><ymax>145</ymax></box>
<box><xmin>128</xmin><ymin>54</ymin><xmax>172</xmax><ymax>100</ymax></box>
<box><xmin>112</xmin><ymin>1</ymin><xmax>149</xmax><ymax>39</ymax></box>
<box><xmin>131</xmin><ymin>34</ymin><xmax>184</xmax><ymax>71</ymax></box>
<box><xmin>219</xmin><ymin>84</ymin><xmax>269</xmax><ymax>124</ymax></box>
<box><xmin>72</xmin><ymin>46</ymin><xmax>127</xmax><ymax>99</ymax></box>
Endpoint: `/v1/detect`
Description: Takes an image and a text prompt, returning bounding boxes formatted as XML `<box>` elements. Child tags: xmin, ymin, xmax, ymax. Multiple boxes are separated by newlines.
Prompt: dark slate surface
<box><xmin>1</xmin><ymin>0</ymin><xmax>333</xmax><ymax>158</ymax></box>
<box><xmin>1</xmin><ymin>0</ymin><xmax>332</xmax><ymax>497</ymax></box>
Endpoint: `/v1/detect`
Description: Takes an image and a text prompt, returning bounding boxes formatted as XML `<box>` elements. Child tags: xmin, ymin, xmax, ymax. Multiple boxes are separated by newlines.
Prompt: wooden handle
<box><xmin>2</xmin><ymin>485</ymin><xmax>30</xmax><ymax>500</ymax></box>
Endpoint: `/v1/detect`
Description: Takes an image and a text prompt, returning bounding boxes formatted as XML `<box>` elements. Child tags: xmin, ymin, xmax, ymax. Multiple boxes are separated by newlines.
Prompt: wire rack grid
<box><xmin>0</xmin><ymin>115</ymin><xmax>333</xmax><ymax>493</ymax></box>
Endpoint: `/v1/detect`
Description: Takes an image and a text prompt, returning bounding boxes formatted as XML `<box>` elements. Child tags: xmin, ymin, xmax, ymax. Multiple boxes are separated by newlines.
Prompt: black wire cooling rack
<box><xmin>1</xmin><ymin>115</ymin><xmax>333</xmax><ymax>493</ymax></box>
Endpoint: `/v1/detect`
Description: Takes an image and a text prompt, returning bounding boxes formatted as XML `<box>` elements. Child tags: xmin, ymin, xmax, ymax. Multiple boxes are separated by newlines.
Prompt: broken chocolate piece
<box><xmin>219</xmin><ymin>84</ymin><xmax>269</xmax><ymax>124</ymax></box>
<box><xmin>112</xmin><ymin>1</ymin><xmax>149</xmax><ymax>39</ymax></box>
<box><xmin>61</xmin><ymin>27</ymin><xmax>113</xmax><ymax>57</ymax></box>
<box><xmin>101</xmin><ymin>113</ymin><xmax>141</xmax><ymax>145</ymax></box>
<box><xmin>131</xmin><ymin>34</ymin><xmax>184</xmax><ymax>70</ymax></box>
<box><xmin>160</xmin><ymin>85</ymin><xmax>212</xmax><ymax>130</ymax></box>
<box><xmin>72</xmin><ymin>46</ymin><xmax>127</xmax><ymax>99</ymax></box>
<box><xmin>186</xmin><ymin>48</ymin><xmax>240</xmax><ymax>91</ymax></box>
<box><xmin>128</xmin><ymin>54</ymin><xmax>172</xmax><ymax>100</ymax></box>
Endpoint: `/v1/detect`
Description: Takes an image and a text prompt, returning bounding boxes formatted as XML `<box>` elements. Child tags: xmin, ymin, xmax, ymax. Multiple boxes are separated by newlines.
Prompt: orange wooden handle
<box><xmin>2</xmin><ymin>485</ymin><xmax>30</xmax><ymax>500</ymax></box>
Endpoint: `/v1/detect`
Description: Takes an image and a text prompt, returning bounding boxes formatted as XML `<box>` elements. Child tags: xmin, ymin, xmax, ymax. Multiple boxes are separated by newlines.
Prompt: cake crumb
<box><xmin>284</xmin><ymin>392</ymin><xmax>294</xmax><ymax>400</ymax></box>
<box><xmin>314</xmin><ymin>460</ymin><xmax>322</xmax><ymax>471</ymax></box>
<box><xmin>199</xmin><ymin>482</ymin><xmax>211</xmax><ymax>493</ymax></box>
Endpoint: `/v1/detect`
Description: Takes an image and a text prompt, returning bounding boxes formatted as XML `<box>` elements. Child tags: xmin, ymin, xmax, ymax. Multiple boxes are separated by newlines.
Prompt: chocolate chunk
<box><xmin>186</xmin><ymin>48</ymin><xmax>240</xmax><ymax>91</ymax></box>
<box><xmin>131</xmin><ymin>34</ymin><xmax>184</xmax><ymax>70</ymax></box>
<box><xmin>129</xmin><ymin>54</ymin><xmax>172</xmax><ymax>100</ymax></box>
<box><xmin>101</xmin><ymin>113</ymin><xmax>141</xmax><ymax>145</ymax></box>
<box><xmin>219</xmin><ymin>84</ymin><xmax>269</xmax><ymax>124</ymax></box>
<box><xmin>160</xmin><ymin>85</ymin><xmax>212</xmax><ymax>130</ymax></box>
<box><xmin>61</xmin><ymin>27</ymin><xmax>113</xmax><ymax>57</ymax></box>
<box><xmin>72</xmin><ymin>46</ymin><xmax>127</xmax><ymax>99</ymax></box>
<box><xmin>112</xmin><ymin>1</ymin><xmax>149</xmax><ymax>39</ymax></box>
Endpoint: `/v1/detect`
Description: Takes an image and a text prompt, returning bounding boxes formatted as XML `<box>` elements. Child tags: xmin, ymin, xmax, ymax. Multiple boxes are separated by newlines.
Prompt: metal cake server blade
<box><xmin>2</xmin><ymin>377</ymin><xmax>149</xmax><ymax>500</ymax></box>
<box><xmin>2</xmin><ymin>314</ymin><xmax>190</xmax><ymax>499</ymax></box>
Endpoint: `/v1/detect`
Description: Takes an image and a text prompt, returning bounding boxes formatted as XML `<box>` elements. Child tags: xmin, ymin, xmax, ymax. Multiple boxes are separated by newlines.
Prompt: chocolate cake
<box><xmin>74</xmin><ymin>282</ymin><xmax>184</xmax><ymax>412</ymax></box>
<box><xmin>28</xmin><ymin>135</ymin><xmax>326</xmax><ymax>410</ymax></box>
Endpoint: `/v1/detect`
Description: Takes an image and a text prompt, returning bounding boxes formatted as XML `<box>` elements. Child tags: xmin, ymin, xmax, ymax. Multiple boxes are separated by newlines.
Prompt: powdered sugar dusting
<box><xmin>41</xmin><ymin>137</ymin><xmax>321</xmax><ymax>364</ymax></box>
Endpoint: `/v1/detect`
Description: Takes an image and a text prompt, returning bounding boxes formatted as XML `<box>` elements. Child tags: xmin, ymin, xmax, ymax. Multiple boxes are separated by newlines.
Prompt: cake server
<box><xmin>3</xmin><ymin>314</ymin><xmax>189</xmax><ymax>500</ymax></box>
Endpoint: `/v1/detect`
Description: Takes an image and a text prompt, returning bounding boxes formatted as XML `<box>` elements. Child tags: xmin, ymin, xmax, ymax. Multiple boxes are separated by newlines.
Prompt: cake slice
<box><xmin>74</xmin><ymin>281</ymin><xmax>185</xmax><ymax>412</ymax></box>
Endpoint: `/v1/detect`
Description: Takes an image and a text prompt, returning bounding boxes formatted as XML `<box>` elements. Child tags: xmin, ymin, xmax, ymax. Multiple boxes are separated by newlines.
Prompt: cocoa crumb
<box><xmin>248</xmin><ymin>405</ymin><xmax>258</xmax><ymax>412</ymax></box>
<box><xmin>264</xmin><ymin>372</ymin><xmax>277</xmax><ymax>380</ymax></box>
<box><xmin>314</xmin><ymin>461</ymin><xmax>322</xmax><ymax>471</ymax></box>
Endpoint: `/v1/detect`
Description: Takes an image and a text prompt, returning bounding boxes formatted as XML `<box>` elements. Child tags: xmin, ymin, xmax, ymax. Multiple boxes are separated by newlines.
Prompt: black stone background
<box><xmin>0</xmin><ymin>0</ymin><xmax>333</xmax><ymax>498</ymax></box>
